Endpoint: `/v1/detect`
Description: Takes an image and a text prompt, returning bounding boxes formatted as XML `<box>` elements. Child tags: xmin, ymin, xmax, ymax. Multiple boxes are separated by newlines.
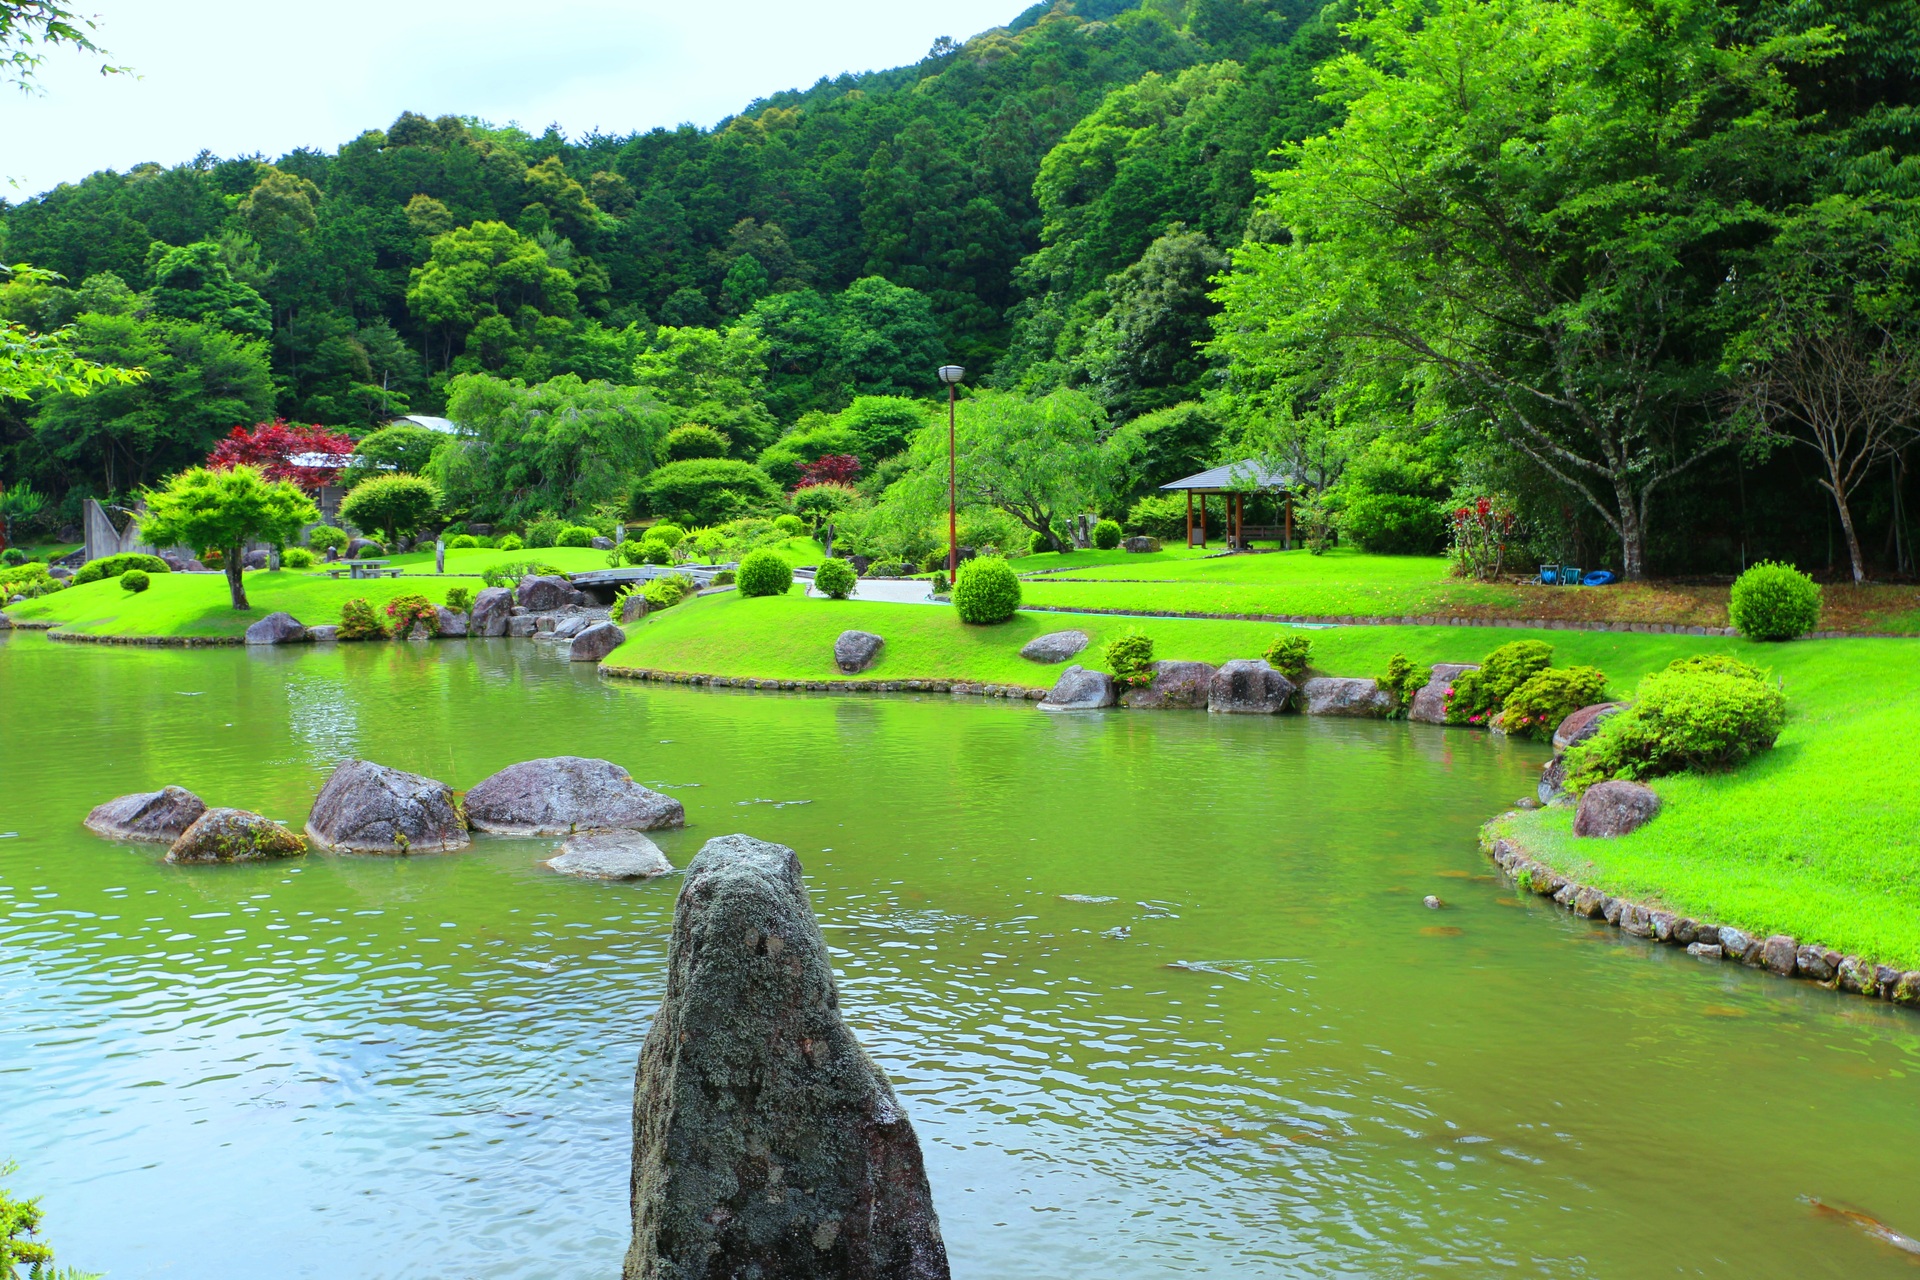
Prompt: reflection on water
<box><xmin>3</xmin><ymin>632</ymin><xmax>1920</xmax><ymax>1279</ymax></box>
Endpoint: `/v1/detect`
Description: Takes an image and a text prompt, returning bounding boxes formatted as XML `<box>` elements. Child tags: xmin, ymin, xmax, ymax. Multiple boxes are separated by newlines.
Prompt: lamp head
<box><xmin>937</xmin><ymin>365</ymin><xmax>966</xmax><ymax>385</ymax></box>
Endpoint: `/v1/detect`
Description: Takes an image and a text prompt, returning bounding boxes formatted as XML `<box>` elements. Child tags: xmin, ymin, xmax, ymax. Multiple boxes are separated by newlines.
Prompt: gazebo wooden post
<box><xmin>1235</xmin><ymin>493</ymin><xmax>1244</xmax><ymax>549</ymax></box>
<box><xmin>1198</xmin><ymin>493</ymin><xmax>1206</xmax><ymax>546</ymax></box>
<box><xmin>1185</xmin><ymin>490</ymin><xmax>1193</xmax><ymax>548</ymax></box>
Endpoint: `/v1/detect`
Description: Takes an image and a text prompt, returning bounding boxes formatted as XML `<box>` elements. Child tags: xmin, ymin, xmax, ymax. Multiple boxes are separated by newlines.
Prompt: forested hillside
<box><xmin>4</xmin><ymin>0</ymin><xmax>1918</xmax><ymax>580</ymax></box>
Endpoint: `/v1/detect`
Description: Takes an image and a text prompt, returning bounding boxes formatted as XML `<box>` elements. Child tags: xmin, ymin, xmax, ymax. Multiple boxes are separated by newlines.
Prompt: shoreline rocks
<box><xmin>1119</xmin><ymin>660</ymin><xmax>1215</xmax><ymax>710</ymax></box>
<box><xmin>1208</xmin><ymin>659</ymin><xmax>1295</xmax><ymax>714</ymax></box>
<box><xmin>1298</xmin><ymin>676</ymin><xmax>1391</xmax><ymax>718</ymax></box>
<box><xmin>470</xmin><ymin>587</ymin><xmax>512</xmax><ymax>637</ymax></box>
<box><xmin>305</xmin><ymin>759</ymin><xmax>471</xmax><ymax>854</ymax></box>
<box><xmin>466</xmin><ymin>756</ymin><xmax>685</xmax><ymax>834</ymax></box>
<box><xmin>517</xmin><ymin>574</ymin><xmax>588</xmax><ymax>612</ymax></box>
<box><xmin>624</xmin><ymin>834</ymin><xmax>949</xmax><ymax>1280</ymax></box>
<box><xmin>1573</xmin><ymin>780</ymin><xmax>1661</xmax><ymax>837</ymax></box>
<box><xmin>84</xmin><ymin>786</ymin><xmax>207</xmax><ymax>843</ymax></box>
<box><xmin>244</xmin><ymin>612</ymin><xmax>307</xmax><ymax>646</ymax></box>
<box><xmin>1038</xmin><ymin>664</ymin><xmax>1115</xmax><ymax>711</ymax></box>
<box><xmin>1409</xmin><ymin>663</ymin><xmax>1477</xmax><ymax>725</ymax></box>
<box><xmin>569</xmin><ymin>621</ymin><xmax>626</xmax><ymax>663</ymax></box>
<box><xmin>166</xmin><ymin>808</ymin><xmax>306</xmax><ymax>863</ymax></box>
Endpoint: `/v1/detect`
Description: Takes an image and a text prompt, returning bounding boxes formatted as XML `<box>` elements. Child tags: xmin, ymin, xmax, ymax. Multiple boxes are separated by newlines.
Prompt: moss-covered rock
<box><xmin>166</xmin><ymin>808</ymin><xmax>306</xmax><ymax>864</ymax></box>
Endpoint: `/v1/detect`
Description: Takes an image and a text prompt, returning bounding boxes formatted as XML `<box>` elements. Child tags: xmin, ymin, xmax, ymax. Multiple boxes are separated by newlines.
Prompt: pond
<box><xmin>3</xmin><ymin>631</ymin><xmax>1919</xmax><ymax>1278</ymax></box>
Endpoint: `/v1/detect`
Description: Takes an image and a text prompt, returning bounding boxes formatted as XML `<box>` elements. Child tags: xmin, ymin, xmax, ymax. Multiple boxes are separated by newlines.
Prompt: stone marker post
<box><xmin>625</xmin><ymin>835</ymin><xmax>949</xmax><ymax>1280</ymax></box>
<box><xmin>435</xmin><ymin>538</ymin><xmax>445</xmax><ymax>574</ymax></box>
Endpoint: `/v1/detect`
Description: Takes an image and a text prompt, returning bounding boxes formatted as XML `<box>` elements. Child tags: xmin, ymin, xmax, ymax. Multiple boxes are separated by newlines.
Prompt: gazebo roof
<box><xmin>1159</xmin><ymin>460</ymin><xmax>1294</xmax><ymax>493</ymax></box>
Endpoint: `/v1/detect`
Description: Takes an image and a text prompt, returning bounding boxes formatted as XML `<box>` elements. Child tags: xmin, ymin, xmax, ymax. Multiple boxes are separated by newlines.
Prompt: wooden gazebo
<box><xmin>1160</xmin><ymin>460</ymin><xmax>1295</xmax><ymax>550</ymax></box>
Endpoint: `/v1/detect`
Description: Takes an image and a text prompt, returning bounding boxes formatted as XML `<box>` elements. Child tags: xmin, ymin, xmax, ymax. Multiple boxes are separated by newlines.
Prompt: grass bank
<box><xmin>608</xmin><ymin>588</ymin><xmax>1920</xmax><ymax>967</ymax></box>
<box><xmin>2</xmin><ymin>571</ymin><xmax>471</xmax><ymax>639</ymax></box>
<box><xmin>1012</xmin><ymin>546</ymin><xmax>1920</xmax><ymax>634</ymax></box>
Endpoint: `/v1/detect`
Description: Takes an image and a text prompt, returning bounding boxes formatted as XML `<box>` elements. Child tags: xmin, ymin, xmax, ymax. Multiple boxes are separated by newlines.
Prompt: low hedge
<box><xmin>73</xmin><ymin>553</ymin><xmax>171</xmax><ymax>585</ymax></box>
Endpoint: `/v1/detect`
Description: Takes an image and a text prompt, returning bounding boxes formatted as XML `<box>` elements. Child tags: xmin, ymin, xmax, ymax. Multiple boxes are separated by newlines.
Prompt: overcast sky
<box><xmin>2</xmin><ymin>0</ymin><xmax>1024</xmax><ymax>198</ymax></box>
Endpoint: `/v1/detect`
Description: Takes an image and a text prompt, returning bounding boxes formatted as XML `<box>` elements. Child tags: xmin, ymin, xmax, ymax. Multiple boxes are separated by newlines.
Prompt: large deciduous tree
<box><xmin>140</xmin><ymin>465</ymin><xmax>316</xmax><ymax>610</ymax></box>
<box><xmin>206</xmin><ymin>419</ymin><xmax>354</xmax><ymax>491</ymax></box>
<box><xmin>1215</xmin><ymin>0</ymin><xmax>1832</xmax><ymax>580</ymax></box>
<box><xmin>337</xmin><ymin>472</ymin><xmax>441</xmax><ymax>546</ymax></box>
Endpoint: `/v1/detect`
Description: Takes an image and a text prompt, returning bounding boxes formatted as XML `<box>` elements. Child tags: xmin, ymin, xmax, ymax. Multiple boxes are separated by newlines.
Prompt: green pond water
<box><xmin>4</xmin><ymin>631</ymin><xmax>1920</xmax><ymax>1278</ymax></box>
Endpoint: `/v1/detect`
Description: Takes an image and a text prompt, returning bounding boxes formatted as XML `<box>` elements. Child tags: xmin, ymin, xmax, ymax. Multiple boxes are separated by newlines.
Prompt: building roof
<box><xmin>1159</xmin><ymin>460</ymin><xmax>1295</xmax><ymax>493</ymax></box>
<box><xmin>285</xmin><ymin>452</ymin><xmax>357</xmax><ymax>469</ymax></box>
<box><xmin>393</xmin><ymin>415</ymin><xmax>463</xmax><ymax>435</ymax></box>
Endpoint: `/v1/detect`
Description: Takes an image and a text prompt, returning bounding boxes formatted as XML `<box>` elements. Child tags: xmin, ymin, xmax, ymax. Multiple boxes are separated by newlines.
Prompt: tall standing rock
<box><xmin>625</xmin><ymin>835</ymin><xmax>949</xmax><ymax>1280</ymax></box>
<box><xmin>470</xmin><ymin>587</ymin><xmax>513</xmax><ymax>637</ymax></box>
<box><xmin>305</xmin><ymin>759</ymin><xmax>471</xmax><ymax>853</ymax></box>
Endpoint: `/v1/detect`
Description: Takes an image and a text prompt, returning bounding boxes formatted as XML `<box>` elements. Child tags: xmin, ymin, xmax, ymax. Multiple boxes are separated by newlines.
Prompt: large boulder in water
<box><xmin>466</xmin><ymin>756</ymin><xmax>684</xmax><ymax>834</ymax></box>
<box><xmin>1038</xmin><ymin>664</ymin><xmax>1115</xmax><ymax>711</ymax></box>
<box><xmin>546</xmin><ymin>830</ymin><xmax>673</xmax><ymax>879</ymax></box>
<box><xmin>84</xmin><ymin>786</ymin><xmax>207</xmax><ymax>843</ymax></box>
<box><xmin>1298</xmin><ymin>676</ymin><xmax>1391</xmax><ymax>717</ymax></box>
<box><xmin>1409</xmin><ymin>663</ymin><xmax>1477</xmax><ymax>725</ymax></box>
<box><xmin>1208</xmin><ymin>659</ymin><xmax>1295</xmax><ymax>714</ymax></box>
<box><xmin>1573</xmin><ymin>780</ymin><xmax>1661</xmax><ymax>837</ymax></box>
<box><xmin>244</xmin><ymin>611</ymin><xmax>307</xmax><ymax>645</ymax></box>
<box><xmin>436</xmin><ymin>606</ymin><xmax>469</xmax><ymax>638</ymax></box>
<box><xmin>1119</xmin><ymin>660</ymin><xmax>1216</xmax><ymax>709</ymax></box>
<box><xmin>1018</xmin><ymin>630</ymin><xmax>1089</xmax><ymax>664</ymax></box>
<box><xmin>569</xmin><ymin>621</ymin><xmax>626</xmax><ymax>662</ymax></box>
<box><xmin>624</xmin><ymin>834</ymin><xmax>949</xmax><ymax>1280</ymax></box>
<box><xmin>166</xmin><ymin>808</ymin><xmax>306</xmax><ymax>864</ymax></box>
<box><xmin>470</xmin><ymin>587</ymin><xmax>513</xmax><ymax>637</ymax></box>
<box><xmin>834</xmin><ymin>630</ymin><xmax>884</xmax><ymax>673</ymax></box>
<box><xmin>305</xmin><ymin>759</ymin><xmax>471</xmax><ymax>854</ymax></box>
<box><xmin>517</xmin><ymin>574</ymin><xmax>586</xmax><ymax>612</ymax></box>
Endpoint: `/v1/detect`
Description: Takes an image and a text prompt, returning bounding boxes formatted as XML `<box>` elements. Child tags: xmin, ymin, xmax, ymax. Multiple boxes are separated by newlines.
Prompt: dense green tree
<box><xmin>337</xmin><ymin>471</ymin><xmax>441</xmax><ymax>545</ymax></box>
<box><xmin>140</xmin><ymin>464</ymin><xmax>316</xmax><ymax>609</ymax></box>
<box><xmin>147</xmin><ymin>240</ymin><xmax>272</xmax><ymax>338</ymax></box>
<box><xmin>406</xmin><ymin>221</ymin><xmax>576</xmax><ymax>371</ymax></box>
<box><xmin>630</xmin><ymin>324</ymin><xmax>777</xmax><ymax>451</ymax></box>
<box><xmin>635</xmin><ymin>456</ymin><xmax>783</xmax><ymax>525</ymax></box>
<box><xmin>344</xmin><ymin>423</ymin><xmax>445</xmax><ymax>486</ymax></box>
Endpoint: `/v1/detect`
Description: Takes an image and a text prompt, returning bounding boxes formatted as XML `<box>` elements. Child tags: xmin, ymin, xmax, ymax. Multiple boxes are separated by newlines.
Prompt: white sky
<box><xmin>1</xmin><ymin>0</ymin><xmax>1026</xmax><ymax>198</ymax></box>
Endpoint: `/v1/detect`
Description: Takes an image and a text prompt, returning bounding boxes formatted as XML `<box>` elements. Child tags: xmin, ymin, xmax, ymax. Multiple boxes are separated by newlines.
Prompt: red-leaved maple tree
<box><xmin>795</xmin><ymin>453</ymin><xmax>861</xmax><ymax>490</ymax></box>
<box><xmin>206</xmin><ymin>420</ymin><xmax>356</xmax><ymax>492</ymax></box>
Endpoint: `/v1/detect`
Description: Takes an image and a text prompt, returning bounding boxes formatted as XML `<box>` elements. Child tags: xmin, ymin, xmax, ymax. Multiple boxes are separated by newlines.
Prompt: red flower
<box><xmin>207</xmin><ymin>420</ymin><xmax>357</xmax><ymax>492</ymax></box>
<box><xmin>1476</xmin><ymin>497</ymin><xmax>1491</xmax><ymax>517</ymax></box>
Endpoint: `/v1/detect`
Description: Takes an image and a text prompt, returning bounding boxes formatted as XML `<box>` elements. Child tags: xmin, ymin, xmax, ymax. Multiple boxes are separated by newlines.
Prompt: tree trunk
<box><xmin>1831</xmin><ymin>486</ymin><xmax>1867</xmax><ymax>584</ymax></box>
<box><xmin>226</xmin><ymin>547</ymin><xmax>250</xmax><ymax>611</ymax></box>
<box><xmin>1615</xmin><ymin>486</ymin><xmax>1646</xmax><ymax>582</ymax></box>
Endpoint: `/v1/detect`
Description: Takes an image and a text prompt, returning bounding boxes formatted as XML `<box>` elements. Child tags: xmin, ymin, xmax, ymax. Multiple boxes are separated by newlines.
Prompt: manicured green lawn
<box><xmin>382</xmin><ymin>536</ymin><xmax>829</xmax><ymax>575</ymax></box>
<box><xmin>611</xmin><ymin>589</ymin><xmax>1920</xmax><ymax>966</ymax></box>
<box><xmin>4</xmin><ymin>571</ymin><xmax>475</xmax><ymax>638</ymax></box>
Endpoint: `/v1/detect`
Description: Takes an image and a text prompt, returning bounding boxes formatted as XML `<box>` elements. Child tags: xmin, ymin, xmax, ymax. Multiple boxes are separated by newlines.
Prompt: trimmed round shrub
<box><xmin>636</xmin><ymin>458</ymin><xmax>782</xmax><ymax>527</ymax></box>
<box><xmin>736</xmin><ymin>548</ymin><xmax>794</xmax><ymax>598</ymax></box>
<box><xmin>281</xmin><ymin>547</ymin><xmax>316</xmax><ymax>569</ymax></box>
<box><xmin>1729</xmin><ymin>560</ymin><xmax>1821</xmax><ymax>641</ymax></box>
<box><xmin>1264</xmin><ymin>634</ymin><xmax>1312</xmax><ymax>681</ymax></box>
<box><xmin>773</xmin><ymin>513</ymin><xmax>805</xmax><ymax>537</ymax></box>
<box><xmin>1105</xmin><ymin>631</ymin><xmax>1154</xmax><ymax>687</ymax></box>
<box><xmin>306</xmin><ymin>525</ymin><xmax>349</xmax><ymax>556</ymax></box>
<box><xmin>338</xmin><ymin>596</ymin><xmax>388</xmax><ymax>640</ymax></box>
<box><xmin>1567</xmin><ymin>659</ymin><xmax>1786</xmax><ymax>786</ymax></box>
<box><xmin>445</xmin><ymin>585</ymin><xmax>474</xmax><ymax>613</ymax></box>
<box><xmin>524</xmin><ymin>517</ymin><xmax>565</xmax><ymax>549</ymax></box>
<box><xmin>866</xmin><ymin>560</ymin><xmax>908</xmax><ymax>579</ymax></box>
<box><xmin>355</xmin><ymin>541</ymin><xmax>387</xmax><ymax>559</ymax></box>
<box><xmin>1</xmin><ymin>548</ymin><xmax>27</xmax><ymax>566</ymax></box>
<box><xmin>648</xmin><ymin>522</ymin><xmax>688</xmax><ymax>547</ymax></box>
<box><xmin>1091</xmin><ymin>518</ymin><xmax>1123</xmax><ymax>551</ymax></box>
<box><xmin>336</xmin><ymin>473</ymin><xmax>442</xmax><ymax>545</ymax></box>
<box><xmin>119</xmin><ymin>569</ymin><xmax>151</xmax><ymax>593</ymax></box>
<box><xmin>447</xmin><ymin>534</ymin><xmax>479</xmax><ymax>549</ymax></box>
<box><xmin>72</xmin><ymin>552</ymin><xmax>170</xmax><ymax>585</ymax></box>
<box><xmin>496</xmin><ymin>533</ymin><xmax>524</xmax><ymax>551</ymax></box>
<box><xmin>663</xmin><ymin>424</ymin><xmax>730</xmax><ymax>462</ymax></box>
<box><xmin>814</xmin><ymin>558</ymin><xmax>857</xmax><ymax>599</ymax></box>
<box><xmin>953</xmin><ymin>556</ymin><xmax>1021</xmax><ymax>624</ymax></box>
<box><xmin>558</xmin><ymin>524</ymin><xmax>597</xmax><ymax>548</ymax></box>
<box><xmin>1501</xmin><ymin>665</ymin><xmax>1610</xmax><ymax>739</ymax></box>
<box><xmin>637</xmin><ymin>540</ymin><xmax>671</xmax><ymax>566</ymax></box>
<box><xmin>1341</xmin><ymin>492</ymin><xmax>1445</xmax><ymax>555</ymax></box>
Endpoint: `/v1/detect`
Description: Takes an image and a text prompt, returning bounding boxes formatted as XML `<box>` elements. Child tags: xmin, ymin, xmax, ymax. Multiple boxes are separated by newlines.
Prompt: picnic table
<box><xmin>323</xmin><ymin>559</ymin><xmax>405</xmax><ymax>581</ymax></box>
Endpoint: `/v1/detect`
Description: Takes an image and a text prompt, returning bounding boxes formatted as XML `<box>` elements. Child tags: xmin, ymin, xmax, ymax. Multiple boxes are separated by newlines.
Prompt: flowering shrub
<box><xmin>385</xmin><ymin>593</ymin><xmax>440</xmax><ymax>635</ymax></box>
<box><xmin>1502</xmin><ymin>665</ymin><xmax>1610</xmax><ymax>739</ymax></box>
<box><xmin>1448</xmin><ymin>495</ymin><xmax>1517</xmax><ymax>580</ymax></box>
<box><xmin>1105</xmin><ymin>631</ymin><xmax>1155</xmax><ymax>688</ymax></box>
<box><xmin>338</xmin><ymin>597</ymin><xmax>387</xmax><ymax>640</ymax></box>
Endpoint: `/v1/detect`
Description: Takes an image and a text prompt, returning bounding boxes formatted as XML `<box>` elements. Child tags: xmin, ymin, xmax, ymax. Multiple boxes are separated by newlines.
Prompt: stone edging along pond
<box><xmin>600</xmin><ymin>664</ymin><xmax>1049</xmax><ymax>699</ymax></box>
<box><xmin>1483</xmin><ymin>822</ymin><xmax>1920</xmax><ymax>1007</ymax></box>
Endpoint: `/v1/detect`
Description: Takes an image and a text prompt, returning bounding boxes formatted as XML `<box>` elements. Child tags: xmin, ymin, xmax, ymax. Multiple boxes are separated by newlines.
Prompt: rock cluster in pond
<box><xmin>1409</xmin><ymin>663</ymin><xmax>1477</xmax><ymax>725</ymax></box>
<box><xmin>85</xmin><ymin>786</ymin><xmax>207</xmax><ymax>842</ymax></box>
<box><xmin>1572</xmin><ymin>780</ymin><xmax>1661</xmax><ymax>837</ymax></box>
<box><xmin>1039</xmin><ymin>664</ymin><xmax>1115</xmax><ymax>710</ymax></box>
<box><xmin>1018</xmin><ymin>630</ymin><xmax>1090</xmax><ymax>664</ymax></box>
<box><xmin>1208</xmin><ymin>659</ymin><xmax>1295</xmax><ymax>714</ymax></box>
<box><xmin>466</xmin><ymin>756</ymin><xmax>684</xmax><ymax>834</ymax></box>
<box><xmin>546</xmin><ymin>830</ymin><xmax>673</xmax><ymax>879</ymax></box>
<box><xmin>1298</xmin><ymin>676</ymin><xmax>1391</xmax><ymax>717</ymax></box>
<box><xmin>517</xmin><ymin>574</ymin><xmax>588</xmax><ymax>611</ymax></box>
<box><xmin>244</xmin><ymin>612</ymin><xmax>307</xmax><ymax>646</ymax></box>
<box><xmin>305</xmin><ymin>759</ymin><xmax>472</xmax><ymax>854</ymax></box>
<box><xmin>1119</xmin><ymin>660</ymin><xmax>1215</xmax><ymax>709</ymax></box>
<box><xmin>166</xmin><ymin>807</ymin><xmax>306</xmax><ymax>863</ymax></box>
<box><xmin>570</xmin><ymin>621</ymin><xmax>627</xmax><ymax>662</ymax></box>
<box><xmin>470</xmin><ymin>587</ymin><xmax>513</xmax><ymax>637</ymax></box>
<box><xmin>624</xmin><ymin>834</ymin><xmax>949</xmax><ymax>1280</ymax></box>
<box><xmin>508</xmin><ymin>616</ymin><xmax>538</xmax><ymax>638</ymax></box>
<box><xmin>834</xmin><ymin>630</ymin><xmax>884</xmax><ymax>673</ymax></box>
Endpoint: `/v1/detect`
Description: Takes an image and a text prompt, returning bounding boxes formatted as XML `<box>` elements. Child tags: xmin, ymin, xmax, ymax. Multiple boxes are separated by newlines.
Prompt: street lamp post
<box><xmin>938</xmin><ymin>365</ymin><xmax>965</xmax><ymax>583</ymax></box>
